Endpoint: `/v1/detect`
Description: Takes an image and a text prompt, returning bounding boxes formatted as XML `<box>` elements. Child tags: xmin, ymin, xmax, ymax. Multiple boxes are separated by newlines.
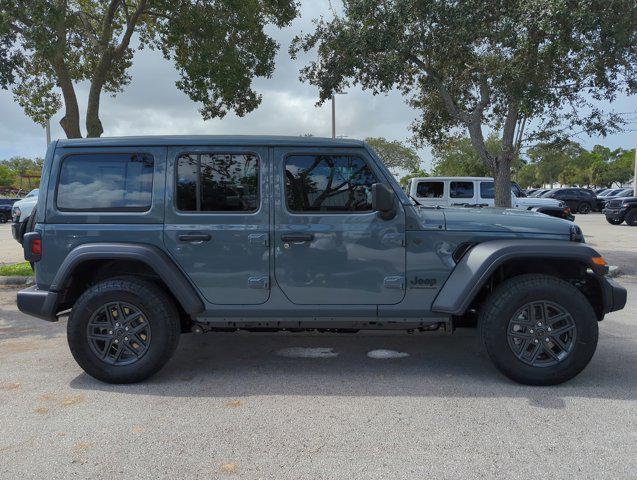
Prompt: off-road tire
<box><xmin>578</xmin><ymin>202</ymin><xmax>591</xmax><ymax>214</ymax></box>
<box><xmin>479</xmin><ymin>274</ymin><xmax>598</xmax><ymax>385</ymax></box>
<box><xmin>67</xmin><ymin>277</ymin><xmax>181</xmax><ymax>384</ymax></box>
<box><xmin>605</xmin><ymin>217</ymin><xmax>623</xmax><ymax>225</ymax></box>
<box><xmin>0</xmin><ymin>213</ymin><xmax>6</xmax><ymax>223</ymax></box>
<box><xmin>625</xmin><ymin>209</ymin><xmax>637</xmax><ymax>226</ymax></box>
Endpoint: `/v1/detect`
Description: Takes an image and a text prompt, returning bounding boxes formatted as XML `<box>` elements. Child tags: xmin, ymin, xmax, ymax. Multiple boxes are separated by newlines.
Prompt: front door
<box><xmin>163</xmin><ymin>146</ymin><xmax>270</xmax><ymax>305</ymax></box>
<box><xmin>273</xmin><ymin>148</ymin><xmax>406</xmax><ymax>305</ymax></box>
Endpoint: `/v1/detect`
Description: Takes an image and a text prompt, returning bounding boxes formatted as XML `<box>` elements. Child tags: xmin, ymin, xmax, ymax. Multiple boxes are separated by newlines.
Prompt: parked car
<box><xmin>595</xmin><ymin>188</ymin><xmax>626</xmax><ymax>210</ymax></box>
<box><xmin>598</xmin><ymin>188</ymin><xmax>634</xmax><ymax>211</ymax></box>
<box><xmin>541</xmin><ymin>188</ymin><xmax>597</xmax><ymax>214</ymax></box>
<box><xmin>528</xmin><ymin>188</ymin><xmax>551</xmax><ymax>197</ymax></box>
<box><xmin>11</xmin><ymin>188</ymin><xmax>39</xmax><ymax>243</ymax></box>
<box><xmin>0</xmin><ymin>198</ymin><xmax>20</xmax><ymax>223</ymax></box>
<box><xmin>407</xmin><ymin>177</ymin><xmax>573</xmax><ymax>220</ymax></box>
<box><xmin>603</xmin><ymin>195</ymin><xmax>637</xmax><ymax>226</ymax></box>
<box><xmin>18</xmin><ymin>136</ymin><xmax>626</xmax><ymax>385</ymax></box>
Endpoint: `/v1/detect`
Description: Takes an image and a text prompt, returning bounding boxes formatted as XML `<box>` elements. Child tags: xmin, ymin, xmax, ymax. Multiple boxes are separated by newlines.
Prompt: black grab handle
<box><xmin>281</xmin><ymin>233</ymin><xmax>314</xmax><ymax>243</ymax></box>
<box><xmin>178</xmin><ymin>233</ymin><xmax>212</xmax><ymax>242</ymax></box>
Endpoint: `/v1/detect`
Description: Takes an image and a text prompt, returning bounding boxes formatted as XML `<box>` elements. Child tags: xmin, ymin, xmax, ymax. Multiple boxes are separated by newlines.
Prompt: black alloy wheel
<box><xmin>507</xmin><ymin>301</ymin><xmax>576</xmax><ymax>368</ymax></box>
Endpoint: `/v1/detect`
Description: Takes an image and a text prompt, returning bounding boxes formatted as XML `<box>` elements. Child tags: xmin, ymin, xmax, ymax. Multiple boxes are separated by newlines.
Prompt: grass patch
<box><xmin>0</xmin><ymin>262</ymin><xmax>33</xmax><ymax>276</ymax></box>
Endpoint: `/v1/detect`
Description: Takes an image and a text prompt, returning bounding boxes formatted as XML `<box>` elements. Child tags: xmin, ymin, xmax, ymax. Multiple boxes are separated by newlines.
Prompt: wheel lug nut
<box><xmin>534</xmin><ymin>339</ymin><xmax>539</xmax><ymax>343</ymax></box>
<box><xmin>547</xmin><ymin>327</ymin><xmax>552</xmax><ymax>332</ymax></box>
<box><xmin>114</xmin><ymin>339</ymin><xmax>119</xmax><ymax>344</ymax></box>
<box><xmin>125</xmin><ymin>327</ymin><xmax>129</xmax><ymax>331</ymax></box>
<box><xmin>124</xmin><ymin>337</ymin><xmax>129</xmax><ymax>341</ymax></box>
<box><xmin>545</xmin><ymin>337</ymin><xmax>550</xmax><ymax>342</ymax></box>
<box><xmin>109</xmin><ymin>330</ymin><xmax>113</xmax><ymax>334</ymax></box>
<box><xmin>537</xmin><ymin>322</ymin><xmax>543</xmax><ymax>326</ymax></box>
<box><xmin>529</xmin><ymin>329</ymin><xmax>534</xmax><ymax>334</ymax></box>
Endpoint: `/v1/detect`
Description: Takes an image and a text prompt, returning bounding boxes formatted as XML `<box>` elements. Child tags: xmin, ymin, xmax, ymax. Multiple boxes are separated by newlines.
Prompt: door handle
<box><xmin>281</xmin><ymin>233</ymin><xmax>314</xmax><ymax>243</ymax></box>
<box><xmin>178</xmin><ymin>233</ymin><xmax>211</xmax><ymax>242</ymax></box>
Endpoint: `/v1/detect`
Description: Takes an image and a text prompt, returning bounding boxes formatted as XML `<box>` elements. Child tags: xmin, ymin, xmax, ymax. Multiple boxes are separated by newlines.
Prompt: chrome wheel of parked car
<box><xmin>86</xmin><ymin>301</ymin><xmax>152</xmax><ymax>366</ymax></box>
<box><xmin>507</xmin><ymin>301</ymin><xmax>576</xmax><ymax>368</ymax></box>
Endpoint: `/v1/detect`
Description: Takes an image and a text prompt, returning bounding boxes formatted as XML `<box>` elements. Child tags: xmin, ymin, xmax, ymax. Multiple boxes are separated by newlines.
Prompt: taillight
<box><xmin>31</xmin><ymin>239</ymin><xmax>42</xmax><ymax>256</ymax></box>
<box><xmin>23</xmin><ymin>232</ymin><xmax>42</xmax><ymax>262</ymax></box>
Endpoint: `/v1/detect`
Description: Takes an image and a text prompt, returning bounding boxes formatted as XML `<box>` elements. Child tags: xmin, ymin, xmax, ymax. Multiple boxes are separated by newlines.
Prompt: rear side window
<box><xmin>416</xmin><ymin>181</ymin><xmax>444</xmax><ymax>198</ymax></box>
<box><xmin>285</xmin><ymin>155</ymin><xmax>377</xmax><ymax>212</ymax></box>
<box><xmin>176</xmin><ymin>153</ymin><xmax>259</xmax><ymax>212</ymax></box>
<box><xmin>57</xmin><ymin>153</ymin><xmax>154</xmax><ymax>212</ymax></box>
<box><xmin>479</xmin><ymin>181</ymin><xmax>495</xmax><ymax>199</ymax></box>
<box><xmin>450</xmin><ymin>181</ymin><xmax>474</xmax><ymax>198</ymax></box>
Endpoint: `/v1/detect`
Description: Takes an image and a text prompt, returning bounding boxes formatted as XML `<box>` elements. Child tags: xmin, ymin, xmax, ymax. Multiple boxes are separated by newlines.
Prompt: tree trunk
<box><xmin>493</xmin><ymin>157</ymin><xmax>513</xmax><ymax>208</ymax></box>
<box><xmin>54</xmin><ymin>64</ymin><xmax>82</xmax><ymax>139</ymax></box>
<box><xmin>86</xmin><ymin>77</ymin><xmax>105</xmax><ymax>137</ymax></box>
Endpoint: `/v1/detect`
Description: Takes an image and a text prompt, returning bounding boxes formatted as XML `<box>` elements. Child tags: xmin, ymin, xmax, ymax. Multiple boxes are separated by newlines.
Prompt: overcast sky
<box><xmin>1</xmin><ymin>0</ymin><xmax>636</xmax><ymax>168</ymax></box>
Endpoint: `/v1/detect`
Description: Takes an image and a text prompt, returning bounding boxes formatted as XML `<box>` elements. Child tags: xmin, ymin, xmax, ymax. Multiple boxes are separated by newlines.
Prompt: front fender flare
<box><xmin>431</xmin><ymin>239</ymin><xmax>604</xmax><ymax>315</ymax></box>
<box><xmin>50</xmin><ymin>243</ymin><xmax>205</xmax><ymax>315</ymax></box>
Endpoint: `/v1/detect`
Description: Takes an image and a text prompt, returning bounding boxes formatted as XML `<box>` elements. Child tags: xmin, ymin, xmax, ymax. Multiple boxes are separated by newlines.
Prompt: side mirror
<box><xmin>372</xmin><ymin>183</ymin><xmax>396</xmax><ymax>220</ymax></box>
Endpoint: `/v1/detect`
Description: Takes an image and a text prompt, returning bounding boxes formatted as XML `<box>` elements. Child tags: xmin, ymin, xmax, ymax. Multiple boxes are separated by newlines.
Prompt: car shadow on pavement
<box><xmin>69</xmin><ymin>329</ymin><xmax>637</xmax><ymax>408</ymax></box>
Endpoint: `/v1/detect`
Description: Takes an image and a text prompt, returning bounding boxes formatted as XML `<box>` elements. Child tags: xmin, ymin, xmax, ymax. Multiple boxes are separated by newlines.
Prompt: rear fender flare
<box><xmin>50</xmin><ymin>243</ymin><xmax>204</xmax><ymax>315</ymax></box>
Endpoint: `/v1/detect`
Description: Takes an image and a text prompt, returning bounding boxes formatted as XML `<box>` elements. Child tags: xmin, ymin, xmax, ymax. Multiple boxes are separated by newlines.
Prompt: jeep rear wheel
<box><xmin>67</xmin><ymin>278</ymin><xmax>181</xmax><ymax>384</ymax></box>
<box><xmin>625</xmin><ymin>209</ymin><xmax>637</xmax><ymax>226</ymax></box>
<box><xmin>605</xmin><ymin>216</ymin><xmax>623</xmax><ymax>225</ymax></box>
<box><xmin>479</xmin><ymin>274</ymin><xmax>598</xmax><ymax>385</ymax></box>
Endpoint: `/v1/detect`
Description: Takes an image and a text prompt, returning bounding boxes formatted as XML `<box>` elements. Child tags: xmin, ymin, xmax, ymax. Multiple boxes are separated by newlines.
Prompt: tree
<box><xmin>291</xmin><ymin>0</ymin><xmax>637</xmax><ymax>207</ymax></box>
<box><xmin>365</xmin><ymin>137</ymin><xmax>422</xmax><ymax>172</ymax></box>
<box><xmin>0</xmin><ymin>164</ymin><xmax>15</xmax><ymax>187</ymax></box>
<box><xmin>431</xmin><ymin>135</ymin><xmax>502</xmax><ymax>177</ymax></box>
<box><xmin>515</xmin><ymin>163</ymin><xmax>538</xmax><ymax>189</ymax></box>
<box><xmin>527</xmin><ymin>142</ymin><xmax>584</xmax><ymax>187</ymax></box>
<box><xmin>1</xmin><ymin>0</ymin><xmax>299</xmax><ymax>138</ymax></box>
<box><xmin>399</xmin><ymin>168</ymin><xmax>427</xmax><ymax>188</ymax></box>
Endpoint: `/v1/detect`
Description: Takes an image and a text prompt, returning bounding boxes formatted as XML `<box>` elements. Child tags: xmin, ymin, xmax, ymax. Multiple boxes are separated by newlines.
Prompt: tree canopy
<box><xmin>0</xmin><ymin>0</ymin><xmax>299</xmax><ymax>138</ymax></box>
<box><xmin>292</xmin><ymin>0</ymin><xmax>637</xmax><ymax>206</ymax></box>
<box><xmin>364</xmin><ymin>137</ymin><xmax>422</xmax><ymax>173</ymax></box>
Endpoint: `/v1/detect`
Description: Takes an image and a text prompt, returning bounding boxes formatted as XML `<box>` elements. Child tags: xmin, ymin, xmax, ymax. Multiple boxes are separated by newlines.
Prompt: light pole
<box><xmin>331</xmin><ymin>92</ymin><xmax>347</xmax><ymax>138</ymax></box>
<box><xmin>45</xmin><ymin>117</ymin><xmax>51</xmax><ymax>145</ymax></box>
<box><xmin>634</xmin><ymin>140</ymin><xmax>636</xmax><ymax>194</ymax></box>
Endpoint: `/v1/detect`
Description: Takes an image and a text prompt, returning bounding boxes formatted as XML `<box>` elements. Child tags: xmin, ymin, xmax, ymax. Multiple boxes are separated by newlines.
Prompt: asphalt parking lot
<box><xmin>1</xmin><ymin>215</ymin><xmax>636</xmax><ymax>479</ymax></box>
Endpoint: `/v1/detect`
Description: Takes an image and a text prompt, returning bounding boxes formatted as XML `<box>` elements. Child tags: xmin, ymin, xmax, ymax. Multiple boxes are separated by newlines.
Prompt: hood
<box><xmin>13</xmin><ymin>196</ymin><xmax>38</xmax><ymax>208</ymax></box>
<box><xmin>419</xmin><ymin>206</ymin><xmax>574</xmax><ymax>236</ymax></box>
<box><xmin>517</xmin><ymin>196</ymin><xmax>562</xmax><ymax>207</ymax></box>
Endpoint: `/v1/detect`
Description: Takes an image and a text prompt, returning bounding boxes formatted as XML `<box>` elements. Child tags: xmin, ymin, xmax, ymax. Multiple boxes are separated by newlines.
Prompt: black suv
<box><xmin>603</xmin><ymin>196</ymin><xmax>637</xmax><ymax>226</ymax></box>
<box><xmin>541</xmin><ymin>188</ymin><xmax>596</xmax><ymax>214</ymax></box>
<box><xmin>0</xmin><ymin>198</ymin><xmax>19</xmax><ymax>223</ymax></box>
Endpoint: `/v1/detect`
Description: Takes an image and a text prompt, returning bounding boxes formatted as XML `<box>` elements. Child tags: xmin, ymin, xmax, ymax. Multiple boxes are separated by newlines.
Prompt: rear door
<box><xmin>163</xmin><ymin>146</ymin><xmax>270</xmax><ymax>305</ymax></box>
<box><xmin>273</xmin><ymin>148</ymin><xmax>406</xmax><ymax>305</ymax></box>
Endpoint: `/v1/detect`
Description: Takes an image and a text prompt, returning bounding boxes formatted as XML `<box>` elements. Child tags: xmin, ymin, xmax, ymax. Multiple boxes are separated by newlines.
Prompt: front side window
<box><xmin>285</xmin><ymin>155</ymin><xmax>377</xmax><ymax>212</ymax></box>
<box><xmin>450</xmin><ymin>181</ymin><xmax>474</xmax><ymax>199</ymax></box>
<box><xmin>176</xmin><ymin>153</ymin><xmax>259</xmax><ymax>212</ymax></box>
<box><xmin>416</xmin><ymin>181</ymin><xmax>444</xmax><ymax>198</ymax></box>
<box><xmin>57</xmin><ymin>153</ymin><xmax>154</xmax><ymax>212</ymax></box>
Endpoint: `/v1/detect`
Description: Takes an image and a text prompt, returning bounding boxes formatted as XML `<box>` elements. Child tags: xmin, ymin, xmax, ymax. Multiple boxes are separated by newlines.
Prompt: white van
<box><xmin>407</xmin><ymin>177</ymin><xmax>571</xmax><ymax>218</ymax></box>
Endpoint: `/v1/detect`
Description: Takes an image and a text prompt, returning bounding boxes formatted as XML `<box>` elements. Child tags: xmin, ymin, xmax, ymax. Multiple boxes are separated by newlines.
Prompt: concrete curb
<box><xmin>608</xmin><ymin>265</ymin><xmax>622</xmax><ymax>278</ymax></box>
<box><xmin>0</xmin><ymin>276</ymin><xmax>34</xmax><ymax>286</ymax></box>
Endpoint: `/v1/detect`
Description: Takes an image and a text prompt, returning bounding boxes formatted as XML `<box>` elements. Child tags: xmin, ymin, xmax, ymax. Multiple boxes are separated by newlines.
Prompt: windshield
<box><xmin>25</xmin><ymin>189</ymin><xmax>39</xmax><ymax>198</ymax></box>
<box><xmin>540</xmin><ymin>189</ymin><xmax>557</xmax><ymax>197</ymax></box>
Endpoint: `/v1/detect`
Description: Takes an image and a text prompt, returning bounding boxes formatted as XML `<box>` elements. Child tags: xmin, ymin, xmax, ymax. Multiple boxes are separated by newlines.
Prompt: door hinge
<box><xmin>383</xmin><ymin>275</ymin><xmax>405</xmax><ymax>290</ymax></box>
<box><xmin>248</xmin><ymin>233</ymin><xmax>269</xmax><ymax>247</ymax></box>
<box><xmin>248</xmin><ymin>275</ymin><xmax>270</xmax><ymax>289</ymax></box>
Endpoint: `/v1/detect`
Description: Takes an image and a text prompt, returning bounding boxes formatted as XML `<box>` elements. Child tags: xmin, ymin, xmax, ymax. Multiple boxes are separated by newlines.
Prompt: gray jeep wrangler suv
<box><xmin>17</xmin><ymin>136</ymin><xmax>626</xmax><ymax>385</ymax></box>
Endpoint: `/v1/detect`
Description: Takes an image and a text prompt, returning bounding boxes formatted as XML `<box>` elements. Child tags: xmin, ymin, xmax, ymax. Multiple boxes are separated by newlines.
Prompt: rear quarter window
<box><xmin>56</xmin><ymin>153</ymin><xmax>154</xmax><ymax>212</ymax></box>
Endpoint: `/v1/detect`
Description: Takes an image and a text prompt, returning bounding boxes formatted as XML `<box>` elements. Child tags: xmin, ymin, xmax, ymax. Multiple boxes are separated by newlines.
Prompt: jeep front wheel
<box><xmin>479</xmin><ymin>274</ymin><xmax>598</xmax><ymax>385</ymax></box>
<box><xmin>67</xmin><ymin>278</ymin><xmax>181</xmax><ymax>384</ymax></box>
